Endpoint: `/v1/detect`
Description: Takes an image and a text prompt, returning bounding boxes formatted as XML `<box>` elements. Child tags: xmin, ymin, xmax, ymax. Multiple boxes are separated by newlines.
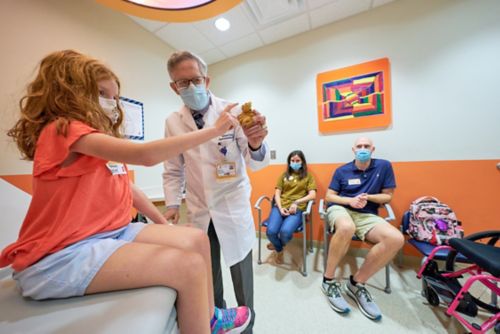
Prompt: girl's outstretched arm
<box><xmin>71</xmin><ymin>104</ymin><xmax>238</xmax><ymax>166</ymax></box>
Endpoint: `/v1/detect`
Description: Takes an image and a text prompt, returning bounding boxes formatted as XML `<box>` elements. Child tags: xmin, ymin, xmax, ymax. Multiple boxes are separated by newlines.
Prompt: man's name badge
<box><xmin>106</xmin><ymin>162</ymin><xmax>127</xmax><ymax>175</ymax></box>
<box><xmin>216</xmin><ymin>161</ymin><xmax>236</xmax><ymax>180</ymax></box>
<box><xmin>348</xmin><ymin>178</ymin><xmax>361</xmax><ymax>185</ymax></box>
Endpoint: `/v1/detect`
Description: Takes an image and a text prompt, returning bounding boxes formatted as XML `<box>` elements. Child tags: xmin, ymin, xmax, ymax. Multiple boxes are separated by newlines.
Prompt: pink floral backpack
<box><xmin>407</xmin><ymin>196</ymin><xmax>464</xmax><ymax>245</ymax></box>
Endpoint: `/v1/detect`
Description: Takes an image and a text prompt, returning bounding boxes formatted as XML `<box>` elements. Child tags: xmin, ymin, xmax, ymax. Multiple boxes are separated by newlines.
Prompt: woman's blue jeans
<box><xmin>266</xmin><ymin>206</ymin><xmax>303</xmax><ymax>252</ymax></box>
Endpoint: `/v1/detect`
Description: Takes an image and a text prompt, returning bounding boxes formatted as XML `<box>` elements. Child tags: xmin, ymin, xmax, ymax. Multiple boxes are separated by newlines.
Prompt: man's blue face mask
<box><xmin>355</xmin><ymin>148</ymin><xmax>372</xmax><ymax>163</ymax></box>
<box><xmin>179</xmin><ymin>84</ymin><xmax>209</xmax><ymax>111</ymax></box>
<box><xmin>290</xmin><ymin>162</ymin><xmax>302</xmax><ymax>171</ymax></box>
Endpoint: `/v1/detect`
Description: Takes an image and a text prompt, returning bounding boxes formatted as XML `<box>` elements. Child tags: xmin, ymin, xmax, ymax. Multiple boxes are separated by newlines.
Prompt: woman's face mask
<box><xmin>179</xmin><ymin>84</ymin><xmax>209</xmax><ymax>111</ymax></box>
<box><xmin>355</xmin><ymin>148</ymin><xmax>372</xmax><ymax>163</ymax></box>
<box><xmin>99</xmin><ymin>96</ymin><xmax>119</xmax><ymax>124</ymax></box>
<box><xmin>290</xmin><ymin>162</ymin><xmax>302</xmax><ymax>171</ymax></box>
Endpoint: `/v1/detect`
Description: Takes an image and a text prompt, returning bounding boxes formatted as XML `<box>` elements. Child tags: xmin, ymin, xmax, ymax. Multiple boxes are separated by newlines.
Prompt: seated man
<box><xmin>322</xmin><ymin>137</ymin><xmax>404</xmax><ymax>321</ymax></box>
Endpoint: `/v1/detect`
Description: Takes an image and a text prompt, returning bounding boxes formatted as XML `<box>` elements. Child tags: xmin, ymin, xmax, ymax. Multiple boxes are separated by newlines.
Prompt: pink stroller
<box><xmin>417</xmin><ymin>231</ymin><xmax>499</xmax><ymax>334</ymax></box>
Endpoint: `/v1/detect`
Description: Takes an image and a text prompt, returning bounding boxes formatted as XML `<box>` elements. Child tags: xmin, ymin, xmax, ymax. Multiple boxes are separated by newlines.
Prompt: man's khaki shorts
<box><xmin>325</xmin><ymin>205</ymin><xmax>386</xmax><ymax>241</ymax></box>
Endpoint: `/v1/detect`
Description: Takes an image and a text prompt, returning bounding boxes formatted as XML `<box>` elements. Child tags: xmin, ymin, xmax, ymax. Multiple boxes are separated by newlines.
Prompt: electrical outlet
<box><xmin>270</xmin><ymin>150</ymin><xmax>276</xmax><ymax>160</ymax></box>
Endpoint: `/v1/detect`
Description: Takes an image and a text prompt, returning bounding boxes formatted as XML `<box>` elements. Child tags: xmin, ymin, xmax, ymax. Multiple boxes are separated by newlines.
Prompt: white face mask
<box><xmin>99</xmin><ymin>96</ymin><xmax>119</xmax><ymax>124</ymax></box>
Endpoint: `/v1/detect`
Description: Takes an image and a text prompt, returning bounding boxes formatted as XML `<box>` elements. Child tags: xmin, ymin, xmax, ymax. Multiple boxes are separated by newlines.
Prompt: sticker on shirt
<box><xmin>216</xmin><ymin>161</ymin><xmax>236</xmax><ymax>181</ymax></box>
<box><xmin>348</xmin><ymin>178</ymin><xmax>361</xmax><ymax>185</ymax></box>
<box><xmin>106</xmin><ymin>161</ymin><xmax>127</xmax><ymax>175</ymax></box>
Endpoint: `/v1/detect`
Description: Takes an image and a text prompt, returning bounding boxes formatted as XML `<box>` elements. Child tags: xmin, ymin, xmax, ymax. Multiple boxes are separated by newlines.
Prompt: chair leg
<box><xmin>398</xmin><ymin>247</ymin><xmax>404</xmax><ymax>267</ymax></box>
<box><xmin>308</xmin><ymin>218</ymin><xmax>314</xmax><ymax>253</ymax></box>
<box><xmin>323</xmin><ymin>226</ymin><xmax>328</xmax><ymax>273</ymax></box>
<box><xmin>258</xmin><ymin>223</ymin><xmax>262</xmax><ymax>265</ymax></box>
<box><xmin>384</xmin><ymin>263</ymin><xmax>391</xmax><ymax>294</ymax></box>
<box><xmin>302</xmin><ymin>224</ymin><xmax>307</xmax><ymax>277</ymax></box>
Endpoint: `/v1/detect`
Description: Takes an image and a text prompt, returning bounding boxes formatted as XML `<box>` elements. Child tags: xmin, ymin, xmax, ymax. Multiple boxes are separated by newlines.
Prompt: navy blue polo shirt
<box><xmin>328</xmin><ymin>159</ymin><xmax>396</xmax><ymax>215</ymax></box>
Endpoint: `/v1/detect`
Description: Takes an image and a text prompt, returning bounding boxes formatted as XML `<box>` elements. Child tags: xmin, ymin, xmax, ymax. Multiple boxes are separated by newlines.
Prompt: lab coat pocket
<box><xmin>223</xmin><ymin>186</ymin><xmax>253</xmax><ymax>229</ymax></box>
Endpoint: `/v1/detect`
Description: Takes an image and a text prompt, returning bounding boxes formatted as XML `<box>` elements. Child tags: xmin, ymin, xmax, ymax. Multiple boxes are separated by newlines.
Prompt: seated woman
<box><xmin>266</xmin><ymin>150</ymin><xmax>316</xmax><ymax>264</ymax></box>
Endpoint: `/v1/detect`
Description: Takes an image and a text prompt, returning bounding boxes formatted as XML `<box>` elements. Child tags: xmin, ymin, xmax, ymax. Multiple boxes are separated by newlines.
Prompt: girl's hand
<box><xmin>289</xmin><ymin>202</ymin><xmax>298</xmax><ymax>214</ymax></box>
<box><xmin>214</xmin><ymin>103</ymin><xmax>239</xmax><ymax>135</ymax></box>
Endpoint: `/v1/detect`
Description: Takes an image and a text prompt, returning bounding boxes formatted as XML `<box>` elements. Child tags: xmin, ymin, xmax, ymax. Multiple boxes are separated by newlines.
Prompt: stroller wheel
<box><xmin>426</xmin><ymin>286</ymin><xmax>440</xmax><ymax>306</ymax></box>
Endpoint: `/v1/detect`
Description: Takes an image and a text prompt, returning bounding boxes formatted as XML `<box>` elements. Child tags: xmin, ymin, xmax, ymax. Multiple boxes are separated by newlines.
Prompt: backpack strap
<box><xmin>413</xmin><ymin>196</ymin><xmax>440</xmax><ymax>204</ymax></box>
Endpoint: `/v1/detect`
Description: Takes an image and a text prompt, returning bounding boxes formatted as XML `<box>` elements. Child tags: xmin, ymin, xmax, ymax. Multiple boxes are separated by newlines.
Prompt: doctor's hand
<box><xmin>163</xmin><ymin>207</ymin><xmax>180</xmax><ymax>224</ymax></box>
<box><xmin>243</xmin><ymin>111</ymin><xmax>268</xmax><ymax>150</ymax></box>
<box><xmin>214</xmin><ymin>103</ymin><xmax>239</xmax><ymax>135</ymax></box>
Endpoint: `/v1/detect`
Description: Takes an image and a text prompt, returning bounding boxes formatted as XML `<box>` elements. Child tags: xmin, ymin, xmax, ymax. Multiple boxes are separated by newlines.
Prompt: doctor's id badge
<box><xmin>106</xmin><ymin>161</ymin><xmax>127</xmax><ymax>175</ymax></box>
<box><xmin>216</xmin><ymin>160</ymin><xmax>236</xmax><ymax>180</ymax></box>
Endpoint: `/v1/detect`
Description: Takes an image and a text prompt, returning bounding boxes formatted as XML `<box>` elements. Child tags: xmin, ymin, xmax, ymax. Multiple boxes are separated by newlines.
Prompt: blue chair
<box><xmin>319</xmin><ymin>199</ymin><xmax>395</xmax><ymax>294</ymax></box>
<box><xmin>254</xmin><ymin>196</ymin><xmax>314</xmax><ymax>277</ymax></box>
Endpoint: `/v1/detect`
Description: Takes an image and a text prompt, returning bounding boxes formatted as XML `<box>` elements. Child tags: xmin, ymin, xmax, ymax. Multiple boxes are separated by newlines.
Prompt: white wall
<box><xmin>208</xmin><ymin>0</ymin><xmax>500</xmax><ymax>164</ymax></box>
<box><xmin>0</xmin><ymin>0</ymin><xmax>178</xmax><ymax>197</ymax></box>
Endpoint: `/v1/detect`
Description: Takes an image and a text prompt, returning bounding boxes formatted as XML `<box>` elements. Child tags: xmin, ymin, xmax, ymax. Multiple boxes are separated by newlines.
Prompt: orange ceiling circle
<box><xmin>96</xmin><ymin>0</ymin><xmax>243</xmax><ymax>22</ymax></box>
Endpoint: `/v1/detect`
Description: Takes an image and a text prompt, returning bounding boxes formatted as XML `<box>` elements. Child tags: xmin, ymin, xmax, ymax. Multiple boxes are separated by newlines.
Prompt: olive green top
<box><xmin>276</xmin><ymin>172</ymin><xmax>316</xmax><ymax>211</ymax></box>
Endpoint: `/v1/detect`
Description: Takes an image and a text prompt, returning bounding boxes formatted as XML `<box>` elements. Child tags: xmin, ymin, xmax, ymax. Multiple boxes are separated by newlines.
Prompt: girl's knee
<box><xmin>174</xmin><ymin>251</ymin><xmax>207</xmax><ymax>281</ymax></box>
<box><xmin>184</xmin><ymin>228</ymin><xmax>209</xmax><ymax>252</ymax></box>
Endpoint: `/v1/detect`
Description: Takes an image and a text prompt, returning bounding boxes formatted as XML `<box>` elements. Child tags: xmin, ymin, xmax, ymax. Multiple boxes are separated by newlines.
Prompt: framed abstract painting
<box><xmin>316</xmin><ymin>58</ymin><xmax>392</xmax><ymax>134</ymax></box>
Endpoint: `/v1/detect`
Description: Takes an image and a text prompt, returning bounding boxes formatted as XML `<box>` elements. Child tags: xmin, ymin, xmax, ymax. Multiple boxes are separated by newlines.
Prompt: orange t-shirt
<box><xmin>0</xmin><ymin>120</ymin><xmax>132</xmax><ymax>272</ymax></box>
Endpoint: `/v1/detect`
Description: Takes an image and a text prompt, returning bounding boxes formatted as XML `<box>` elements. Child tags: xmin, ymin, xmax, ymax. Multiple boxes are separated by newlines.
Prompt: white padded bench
<box><xmin>0</xmin><ymin>179</ymin><xmax>178</xmax><ymax>334</ymax></box>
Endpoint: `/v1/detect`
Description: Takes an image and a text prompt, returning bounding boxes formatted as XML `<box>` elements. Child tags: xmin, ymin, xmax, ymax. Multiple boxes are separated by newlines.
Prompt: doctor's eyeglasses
<box><xmin>174</xmin><ymin>76</ymin><xmax>206</xmax><ymax>90</ymax></box>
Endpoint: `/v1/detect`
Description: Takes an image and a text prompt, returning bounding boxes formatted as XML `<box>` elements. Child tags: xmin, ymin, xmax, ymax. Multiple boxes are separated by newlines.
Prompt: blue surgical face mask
<box><xmin>355</xmin><ymin>148</ymin><xmax>372</xmax><ymax>163</ymax></box>
<box><xmin>290</xmin><ymin>162</ymin><xmax>302</xmax><ymax>171</ymax></box>
<box><xmin>179</xmin><ymin>84</ymin><xmax>209</xmax><ymax>111</ymax></box>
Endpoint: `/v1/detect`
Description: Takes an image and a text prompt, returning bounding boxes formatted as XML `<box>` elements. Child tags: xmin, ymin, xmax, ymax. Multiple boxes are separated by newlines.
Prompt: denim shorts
<box><xmin>13</xmin><ymin>222</ymin><xmax>147</xmax><ymax>300</ymax></box>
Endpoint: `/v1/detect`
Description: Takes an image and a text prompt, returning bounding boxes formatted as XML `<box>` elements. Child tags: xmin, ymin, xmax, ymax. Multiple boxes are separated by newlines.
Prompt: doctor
<box><xmin>162</xmin><ymin>51</ymin><xmax>269</xmax><ymax>333</ymax></box>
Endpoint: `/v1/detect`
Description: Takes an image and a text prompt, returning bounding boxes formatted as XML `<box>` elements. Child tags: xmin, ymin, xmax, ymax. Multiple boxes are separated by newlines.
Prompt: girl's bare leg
<box><xmin>86</xmin><ymin>242</ymin><xmax>210</xmax><ymax>334</ymax></box>
<box><xmin>133</xmin><ymin>224</ymin><xmax>215</xmax><ymax>315</ymax></box>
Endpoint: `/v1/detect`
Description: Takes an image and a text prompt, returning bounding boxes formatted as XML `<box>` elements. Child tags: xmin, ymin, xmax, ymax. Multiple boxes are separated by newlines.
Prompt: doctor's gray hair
<box><xmin>167</xmin><ymin>51</ymin><xmax>208</xmax><ymax>78</ymax></box>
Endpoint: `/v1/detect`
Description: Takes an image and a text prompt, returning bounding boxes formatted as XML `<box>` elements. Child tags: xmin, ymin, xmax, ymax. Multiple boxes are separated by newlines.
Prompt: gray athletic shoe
<box><xmin>346</xmin><ymin>281</ymin><xmax>382</xmax><ymax>321</ymax></box>
<box><xmin>321</xmin><ymin>281</ymin><xmax>351</xmax><ymax>314</ymax></box>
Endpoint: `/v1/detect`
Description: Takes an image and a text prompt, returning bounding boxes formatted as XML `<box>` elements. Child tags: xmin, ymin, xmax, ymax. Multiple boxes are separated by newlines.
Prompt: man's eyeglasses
<box><xmin>174</xmin><ymin>76</ymin><xmax>206</xmax><ymax>90</ymax></box>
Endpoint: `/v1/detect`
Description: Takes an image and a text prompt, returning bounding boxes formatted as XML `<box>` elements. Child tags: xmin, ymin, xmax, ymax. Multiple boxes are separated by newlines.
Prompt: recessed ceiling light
<box><xmin>215</xmin><ymin>17</ymin><xmax>230</xmax><ymax>31</ymax></box>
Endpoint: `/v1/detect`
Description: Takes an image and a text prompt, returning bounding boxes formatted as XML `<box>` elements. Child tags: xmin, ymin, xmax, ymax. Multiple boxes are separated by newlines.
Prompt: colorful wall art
<box><xmin>316</xmin><ymin>58</ymin><xmax>391</xmax><ymax>134</ymax></box>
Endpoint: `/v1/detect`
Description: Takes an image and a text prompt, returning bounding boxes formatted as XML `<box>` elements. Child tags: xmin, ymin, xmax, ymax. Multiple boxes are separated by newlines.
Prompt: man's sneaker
<box><xmin>345</xmin><ymin>280</ymin><xmax>382</xmax><ymax>321</ymax></box>
<box><xmin>321</xmin><ymin>281</ymin><xmax>350</xmax><ymax>313</ymax></box>
<box><xmin>211</xmin><ymin>306</ymin><xmax>252</xmax><ymax>334</ymax></box>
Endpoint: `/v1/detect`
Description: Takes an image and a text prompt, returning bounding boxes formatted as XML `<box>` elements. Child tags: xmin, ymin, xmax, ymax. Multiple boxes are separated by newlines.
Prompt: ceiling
<box><xmin>127</xmin><ymin>0</ymin><xmax>397</xmax><ymax>65</ymax></box>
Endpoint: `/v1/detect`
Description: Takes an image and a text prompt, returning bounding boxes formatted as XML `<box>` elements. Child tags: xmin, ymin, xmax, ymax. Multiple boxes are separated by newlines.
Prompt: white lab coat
<box><xmin>162</xmin><ymin>94</ymin><xmax>270</xmax><ymax>267</ymax></box>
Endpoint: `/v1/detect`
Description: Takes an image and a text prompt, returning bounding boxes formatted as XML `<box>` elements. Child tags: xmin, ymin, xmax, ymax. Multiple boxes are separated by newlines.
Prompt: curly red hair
<box><xmin>7</xmin><ymin>50</ymin><xmax>124</xmax><ymax>160</ymax></box>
